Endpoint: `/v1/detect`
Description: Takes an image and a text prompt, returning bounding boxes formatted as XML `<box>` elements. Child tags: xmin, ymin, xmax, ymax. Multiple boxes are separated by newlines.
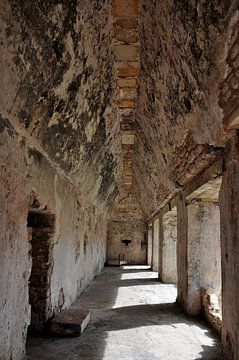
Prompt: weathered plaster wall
<box><xmin>135</xmin><ymin>1</ymin><xmax>238</xmax><ymax>215</ymax></box>
<box><xmin>107</xmin><ymin>219</ymin><xmax>146</xmax><ymax>264</ymax></box>
<box><xmin>220</xmin><ymin>135</ymin><xmax>239</xmax><ymax>360</ymax></box>
<box><xmin>178</xmin><ymin>200</ymin><xmax>221</xmax><ymax>316</ymax></box>
<box><xmin>0</xmin><ymin>0</ymin><xmax>239</xmax><ymax>358</ymax></box>
<box><xmin>187</xmin><ymin>201</ymin><xmax>221</xmax><ymax>316</ymax></box>
<box><xmin>0</xmin><ymin>129</ymin><xmax>108</xmax><ymax>359</ymax></box>
<box><xmin>161</xmin><ymin>210</ymin><xmax>177</xmax><ymax>284</ymax></box>
<box><xmin>219</xmin><ymin>13</ymin><xmax>239</xmax><ymax>129</ymax></box>
<box><xmin>107</xmin><ymin>192</ymin><xmax>147</xmax><ymax>264</ymax></box>
<box><xmin>0</xmin><ymin>3</ymin><xmax>120</xmax><ymax>358</ymax></box>
<box><xmin>218</xmin><ymin>24</ymin><xmax>239</xmax><ymax>360</ymax></box>
<box><xmin>0</xmin><ymin>0</ymin><xmax>119</xmax><ymax>207</ymax></box>
<box><xmin>0</xmin><ymin>139</ymin><xmax>30</xmax><ymax>360</ymax></box>
<box><xmin>198</xmin><ymin>203</ymin><xmax>221</xmax><ymax>297</ymax></box>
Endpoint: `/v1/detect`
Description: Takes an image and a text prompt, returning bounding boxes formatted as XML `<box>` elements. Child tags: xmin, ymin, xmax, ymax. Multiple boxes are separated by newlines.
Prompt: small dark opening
<box><xmin>122</xmin><ymin>239</ymin><xmax>132</xmax><ymax>246</ymax></box>
<box><xmin>28</xmin><ymin>210</ymin><xmax>55</xmax><ymax>228</ymax></box>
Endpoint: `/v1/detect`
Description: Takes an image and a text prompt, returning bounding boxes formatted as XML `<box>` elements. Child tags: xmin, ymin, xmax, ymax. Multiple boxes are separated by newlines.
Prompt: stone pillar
<box><xmin>147</xmin><ymin>223</ymin><xmax>153</xmax><ymax>266</ymax></box>
<box><xmin>177</xmin><ymin>194</ymin><xmax>221</xmax><ymax>316</ymax></box>
<box><xmin>161</xmin><ymin>209</ymin><xmax>177</xmax><ymax>283</ymax></box>
<box><xmin>177</xmin><ymin>193</ymin><xmax>188</xmax><ymax>311</ymax></box>
<box><xmin>220</xmin><ymin>137</ymin><xmax>239</xmax><ymax>360</ymax></box>
<box><xmin>186</xmin><ymin>201</ymin><xmax>221</xmax><ymax>316</ymax></box>
<box><xmin>197</xmin><ymin>203</ymin><xmax>221</xmax><ymax>298</ymax></box>
<box><xmin>152</xmin><ymin>217</ymin><xmax>159</xmax><ymax>272</ymax></box>
<box><xmin>158</xmin><ymin>215</ymin><xmax>163</xmax><ymax>279</ymax></box>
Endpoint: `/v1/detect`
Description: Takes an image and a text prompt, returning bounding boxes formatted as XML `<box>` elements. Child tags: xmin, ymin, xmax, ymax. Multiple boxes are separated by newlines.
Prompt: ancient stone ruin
<box><xmin>0</xmin><ymin>0</ymin><xmax>239</xmax><ymax>359</ymax></box>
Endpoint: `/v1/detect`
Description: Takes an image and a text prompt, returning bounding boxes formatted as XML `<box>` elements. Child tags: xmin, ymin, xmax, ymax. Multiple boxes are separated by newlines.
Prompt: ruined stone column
<box><xmin>147</xmin><ymin>223</ymin><xmax>153</xmax><ymax>266</ymax></box>
<box><xmin>177</xmin><ymin>194</ymin><xmax>221</xmax><ymax>316</ymax></box>
<box><xmin>152</xmin><ymin>217</ymin><xmax>159</xmax><ymax>272</ymax></box>
<box><xmin>220</xmin><ymin>137</ymin><xmax>239</xmax><ymax>360</ymax></box>
<box><xmin>160</xmin><ymin>208</ymin><xmax>177</xmax><ymax>284</ymax></box>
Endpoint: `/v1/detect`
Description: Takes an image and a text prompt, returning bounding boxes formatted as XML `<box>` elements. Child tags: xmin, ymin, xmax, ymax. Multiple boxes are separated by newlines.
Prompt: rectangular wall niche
<box><xmin>121</xmin><ymin>239</ymin><xmax>132</xmax><ymax>246</ymax></box>
<box><xmin>27</xmin><ymin>209</ymin><xmax>55</xmax><ymax>333</ymax></box>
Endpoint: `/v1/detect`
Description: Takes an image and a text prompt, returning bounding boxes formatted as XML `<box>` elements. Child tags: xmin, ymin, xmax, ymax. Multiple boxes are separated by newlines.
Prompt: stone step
<box><xmin>50</xmin><ymin>309</ymin><xmax>90</xmax><ymax>336</ymax></box>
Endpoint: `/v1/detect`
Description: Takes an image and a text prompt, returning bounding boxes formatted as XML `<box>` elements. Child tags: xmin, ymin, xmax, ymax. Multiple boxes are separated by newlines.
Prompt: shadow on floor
<box><xmin>26</xmin><ymin>266</ymin><xmax>222</xmax><ymax>360</ymax></box>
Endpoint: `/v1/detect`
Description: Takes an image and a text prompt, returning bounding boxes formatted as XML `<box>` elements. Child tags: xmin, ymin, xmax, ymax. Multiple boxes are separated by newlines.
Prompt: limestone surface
<box><xmin>50</xmin><ymin>309</ymin><xmax>90</xmax><ymax>336</ymax></box>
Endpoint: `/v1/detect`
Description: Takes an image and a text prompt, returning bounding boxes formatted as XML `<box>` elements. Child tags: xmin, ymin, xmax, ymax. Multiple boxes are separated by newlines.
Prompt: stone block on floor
<box><xmin>50</xmin><ymin>309</ymin><xmax>90</xmax><ymax>336</ymax></box>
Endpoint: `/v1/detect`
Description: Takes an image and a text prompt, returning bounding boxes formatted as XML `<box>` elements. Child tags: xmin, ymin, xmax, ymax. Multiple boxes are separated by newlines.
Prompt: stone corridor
<box><xmin>27</xmin><ymin>266</ymin><xmax>222</xmax><ymax>360</ymax></box>
<box><xmin>1</xmin><ymin>0</ymin><xmax>239</xmax><ymax>359</ymax></box>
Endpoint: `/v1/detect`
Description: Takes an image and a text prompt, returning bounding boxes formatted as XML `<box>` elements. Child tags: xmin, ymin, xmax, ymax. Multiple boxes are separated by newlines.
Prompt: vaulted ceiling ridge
<box><xmin>112</xmin><ymin>0</ymin><xmax>139</xmax><ymax>194</ymax></box>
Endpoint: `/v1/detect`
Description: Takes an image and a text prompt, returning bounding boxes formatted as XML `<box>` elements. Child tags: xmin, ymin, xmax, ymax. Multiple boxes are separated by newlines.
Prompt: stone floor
<box><xmin>27</xmin><ymin>266</ymin><xmax>222</xmax><ymax>360</ymax></box>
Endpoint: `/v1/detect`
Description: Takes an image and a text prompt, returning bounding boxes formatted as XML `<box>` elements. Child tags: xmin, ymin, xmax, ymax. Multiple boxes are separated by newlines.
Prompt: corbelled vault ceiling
<box><xmin>0</xmin><ymin>0</ymin><xmax>238</xmax><ymax>216</ymax></box>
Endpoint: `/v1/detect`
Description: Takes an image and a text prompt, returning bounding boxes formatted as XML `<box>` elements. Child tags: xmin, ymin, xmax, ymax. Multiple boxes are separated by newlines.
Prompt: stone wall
<box><xmin>0</xmin><ymin>124</ymin><xmax>108</xmax><ymax>359</ymax></box>
<box><xmin>135</xmin><ymin>0</ymin><xmax>238</xmax><ymax>214</ymax></box>
<box><xmin>219</xmin><ymin>13</ymin><xmax>239</xmax><ymax>129</ymax></box>
<box><xmin>0</xmin><ymin>0</ymin><xmax>119</xmax><ymax>207</ymax></box>
<box><xmin>0</xmin><ymin>137</ymin><xmax>31</xmax><ymax>360</ymax></box>
<box><xmin>187</xmin><ymin>201</ymin><xmax>221</xmax><ymax>315</ymax></box>
<box><xmin>107</xmin><ymin>219</ymin><xmax>147</xmax><ymax>264</ymax></box>
<box><xmin>161</xmin><ymin>209</ymin><xmax>177</xmax><ymax>283</ymax></box>
<box><xmin>0</xmin><ymin>2</ymin><xmax>120</xmax><ymax>357</ymax></box>
<box><xmin>1</xmin><ymin>0</ymin><xmax>239</xmax><ymax>358</ymax></box>
<box><xmin>107</xmin><ymin>192</ymin><xmax>147</xmax><ymax>264</ymax></box>
<box><xmin>177</xmin><ymin>199</ymin><xmax>221</xmax><ymax>316</ymax></box>
<box><xmin>220</xmin><ymin>135</ymin><xmax>239</xmax><ymax>360</ymax></box>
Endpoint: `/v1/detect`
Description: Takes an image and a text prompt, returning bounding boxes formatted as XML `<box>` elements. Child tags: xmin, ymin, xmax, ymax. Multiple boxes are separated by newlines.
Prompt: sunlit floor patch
<box><xmin>27</xmin><ymin>266</ymin><xmax>222</xmax><ymax>360</ymax></box>
<box><xmin>103</xmin><ymin>324</ymin><xmax>216</xmax><ymax>360</ymax></box>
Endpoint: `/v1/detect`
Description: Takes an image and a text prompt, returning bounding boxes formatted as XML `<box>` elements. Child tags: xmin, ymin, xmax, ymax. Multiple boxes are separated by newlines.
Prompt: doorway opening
<box><xmin>27</xmin><ymin>196</ymin><xmax>55</xmax><ymax>334</ymax></box>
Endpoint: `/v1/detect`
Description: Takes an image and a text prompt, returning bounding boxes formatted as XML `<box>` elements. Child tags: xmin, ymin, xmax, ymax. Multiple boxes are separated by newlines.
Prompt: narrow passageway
<box><xmin>27</xmin><ymin>266</ymin><xmax>222</xmax><ymax>360</ymax></box>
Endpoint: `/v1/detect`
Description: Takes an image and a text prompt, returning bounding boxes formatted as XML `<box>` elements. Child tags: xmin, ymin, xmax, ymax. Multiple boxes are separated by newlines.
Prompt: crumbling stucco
<box><xmin>0</xmin><ymin>0</ymin><xmax>120</xmax><ymax>207</ymax></box>
<box><xmin>0</xmin><ymin>121</ymin><xmax>108</xmax><ymax>359</ymax></box>
<box><xmin>0</xmin><ymin>1</ymin><xmax>239</xmax><ymax>359</ymax></box>
<box><xmin>135</xmin><ymin>0</ymin><xmax>238</xmax><ymax>215</ymax></box>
